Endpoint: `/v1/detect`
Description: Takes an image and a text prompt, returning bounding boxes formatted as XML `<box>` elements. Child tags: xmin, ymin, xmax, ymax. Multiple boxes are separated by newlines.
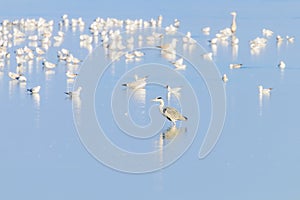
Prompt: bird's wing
<box><xmin>163</xmin><ymin>107</ymin><xmax>185</xmax><ymax>121</ymax></box>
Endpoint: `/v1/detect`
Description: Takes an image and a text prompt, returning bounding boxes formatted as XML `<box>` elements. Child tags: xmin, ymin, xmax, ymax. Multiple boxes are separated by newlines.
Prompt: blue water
<box><xmin>1</xmin><ymin>0</ymin><xmax>300</xmax><ymax>199</ymax></box>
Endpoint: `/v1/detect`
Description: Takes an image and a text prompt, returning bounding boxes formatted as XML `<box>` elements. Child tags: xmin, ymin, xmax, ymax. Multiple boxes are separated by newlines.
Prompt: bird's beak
<box><xmin>151</xmin><ymin>98</ymin><xmax>157</xmax><ymax>102</ymax></box>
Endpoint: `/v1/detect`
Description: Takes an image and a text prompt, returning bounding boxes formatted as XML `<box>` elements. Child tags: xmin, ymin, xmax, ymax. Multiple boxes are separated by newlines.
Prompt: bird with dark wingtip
<box><xmin>152</xmin><ymin>96</ymin><xmax>187</xmax><ymax>126</ymax></box>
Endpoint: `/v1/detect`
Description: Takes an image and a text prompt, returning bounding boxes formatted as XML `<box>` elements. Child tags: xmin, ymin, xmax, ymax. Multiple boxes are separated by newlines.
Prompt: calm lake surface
<box><xmin>1</xmin><ymin>0</ymin><xmax>300</xmax><ymax>199</ymax></box>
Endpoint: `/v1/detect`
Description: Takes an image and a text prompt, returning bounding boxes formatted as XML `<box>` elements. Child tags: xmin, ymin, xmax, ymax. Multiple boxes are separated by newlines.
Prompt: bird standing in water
<box><xmin>152</xmin><ymin>96</ymin><xmax>187</xmax><ymax>126</ymax></box>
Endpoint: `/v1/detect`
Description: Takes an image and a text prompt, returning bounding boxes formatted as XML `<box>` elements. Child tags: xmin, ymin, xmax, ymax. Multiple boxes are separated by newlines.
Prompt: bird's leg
<box><xmin>172</xmin><ymin>121</ymin><xmax>176</xmax><ymax>126</ymax></box>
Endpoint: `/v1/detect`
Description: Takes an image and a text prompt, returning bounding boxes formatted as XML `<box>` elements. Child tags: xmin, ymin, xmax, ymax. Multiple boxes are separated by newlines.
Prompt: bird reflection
<box><xmin>258</xmin><ymin>92</ymin><xmax>270</xmax><ymax>116</ymax></box>
<box><xmin>72</xmin><ymin>96</ymin><xmax>82</xmax><ymax>116</ymax></box>
<box><xmin>162</xmin><ymin>125</ymin><xmax>187</xmax><ymax>140</ymax></box>
<box><xmin>32</xmin><ymin>93</ymin><xmax>41</xmax><ymax>109</ymax></box>
<box><xmin>211</xmin><ymin>44</ymin><xmax>217</xmax><ymax>56</ymax></box>
<box><xmin>132</xmin><ymin>88</ymin><xmax>146</xmax><ymax>105</ymax></box>
<box><xmin>154</xmin><ymin>133</ymin><xmax>164</xmax><ymax>165</ymax></box>
<box><xmin>232</xmin><ymin>44</ymin><xmax>238</xmax><ymax>59</ymax></box>
<box><xmin>31</xmin><ymin>93</ymin><xmax>41</xmax><ymax>127</ymax></box>
<box><xmin>9</xmin><ymin>80</ymin><xmax>18</xmax><ymax>98</ymax></box>
<box><xmin>45</xmin><ymin>69</ymin><xmax>55</xmax><ymax>81</ymax></box>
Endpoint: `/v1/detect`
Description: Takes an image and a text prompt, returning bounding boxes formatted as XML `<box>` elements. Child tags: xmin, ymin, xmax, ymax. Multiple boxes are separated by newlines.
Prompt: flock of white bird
<box><xmin>0</xmin><ymin>12</ymin><xmax>295</xmax><ymax>124</ymax></box>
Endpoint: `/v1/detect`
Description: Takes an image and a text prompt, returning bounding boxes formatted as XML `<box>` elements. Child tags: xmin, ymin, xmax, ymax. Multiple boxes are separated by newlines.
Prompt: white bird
<box><xmin>8</xmin><ymin>72</ymin><xmax>20</xmax><ymax>80</ymax></box>
<box><xmin>27</xmin><ymin>86</ymin><xmax>41</xmax><ymax>94</ymax></box>
<box><xmin>208</xmin><ymin>38</ymin><xmax>218</xmax><ymax>44</ymax></box>
<box><xmin>286</xmin><ymin>36</ymin><xmax>295</xmax><ymax>43</ymax></box>
<box><xmin>66</xmin><ymin>71</ymin><xmax>78</xmax><ymax>79</ymax></box>
<box><xmin>35</xmin><ymin>47</ymin><xmax>45</xmax><ymax>55</ymax></box>
<box><xmin>230</xmin><ymin>11</ymin><xmax>237</xmax><ymax>33</ymax></box>
<box><xmin>202</xmin><ymin>27</ymin><xmax>210</xmax><ymax>34</ymax></box>
<box><xmin>258</xmin><ymin>85</ymin><xmax>272</xmax><ymax>95</ymax></box>
<box><xmin>222</xmin><ymin>74</ymin><xmax>228</xmax><ymax>82</ymax></box>
<box><xmin>125</xmin><ymin>53</ymin><xmax>135</xmax><ymax>60</ymax></box>
<box><xmin>166</xmin><ymin>85</ymin><xmax>181</xmax><ymax>94</ymax></box>
<box><xmin>122</xmin><ymin>75</ymin><xmax>148</xmax><ymax>89</ymax></box>
<box><xmin>182</xmin><ymin>32</ymin><xmax>196</xmax><ymax>44</ymax></box>
<box><xmin>16</xmin><ymin>75</ymin><xmax>27</xmax><ymax>82</ymax></box>
<box><xmin>42</xmin><ymin>59</ymin><xmax>56</xmax><ymax>69</ymax></box>
<box><xmin>231</xmin><ymin>36</ymin><xmax>239</xmax><ymax>45</ymax></box>
<box><xmin>276</xmin><ymin>35</ymin><xmax>284</xmax><ymax>42</ymax></box>
<box><xmin>133</xmin><ymin>50</ymin><xmax>145</xmax><ymax>57</ymax></box>
<box><xmin>157</xmin><ymin>39</ymin><xmax>177</xmax><ymax>52</ymax></box>
<box><xmin>152</xmin><ymin>96</ymin><xmax>187</xmax><ymax>126</ymax></box>
<box><xmin>262</xmin><ymin>29</ymin><xmax>274</xmax><ymax>37</ymax></box>
<box><xmin>229</xmin><ymin>63</ymin><xmax>243</xmax><ymax>69</ymax></box>
<box><xmin>65</xmin><ymin>86</ymin><xmax>82</xmax><ymax>97</ymax></box>
<box><xmin>278</xmin><ymin>61</ymin><xmax>286</xmax><ymax>70</ymax></box>
<box><xmin>202</xmin><ymin>52</ymin><xmax>213</xmax><ymax>60</ymax></box>
<box><xmin>171</xmin><ymin>58</ymin><xmax>186</xmax><ymax>70</ymax></box>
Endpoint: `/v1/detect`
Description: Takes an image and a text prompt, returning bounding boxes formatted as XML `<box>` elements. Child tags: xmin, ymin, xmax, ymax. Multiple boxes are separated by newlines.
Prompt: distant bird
<box><xmin>208</xmin><ymin>37</ymin><xmax>218</xmax><ymax>44</ymax></box>
<box><xmin>122</xmin><ymin>75</ymin><xmax>148</xmax><ymax>89</ymax></box>
<box><xmin>276</xmin><ymin>35</ymin><xmax>284</xmax><ymax>42</ymax></box>
<box><xmin>16</xmin><ymin>75</ymin><xmax>27</xmax><ymax>82</ymax></box>
<box><xmin>182</xmin><ymin>32</ymin><xmax>196</xmax><ymax>44</ymax></box>
<box><xmin>166</xmin><ymin>85</ymin><xmax>181</xmax><ymax>94</ymax></box>
<box><xmin>202</xmin><ymin>26</ymin><xmax>210</xmax><ymax>34</ymax></box>
<box><xmin>286</xmin><ymin>36</ymin><xmax>295</xmax><ymax>43</ymax></box>
<box><xmin>65</xmin><ymin>87</ymin><xmax>82</xmax><ymax>97</ymax></box>
<box><xmin>262</xmin><ymin>28</ymin><xmax>274</xmax><ymax>37</ymax></box>
<box><xmin>166</xmin><ymin>85</ymin><xmax>181</xmax><ymax>100</ymax></box>
<box><xmin>202</xmin><ymin>52</ymin><xmax>213</xmax><ymax>60</ymax></box>
<box><xmin>133</xmin><ymin>50</ymin><xmax>145</xmax><ymax>57</ymax></box>
<box><xmin>42</xmin><ymin>59</ymin><xmax>56</xmax><ymax>69</ymax></box>
<box><xmin>258</xmin><ymin>85</ymin><xmax>272</xmax><ymax>95</ymax></box>
<box><xmin>230</xmin><ymin>11</ymin><xmax>237</xmax><ymax>33</ymax></box>
<box><xmin>8</xmin><ymin>72</ymin><xmax>20</xmax><ymax>80</ymax></box>
<box><xmin>171</xmin><ymin>58</ymin><xmax>186</xmax><ymax>70</ymax></box>
<box><xmin>27</xmin><ymin>86</ymin><xmax>41</xmax><ymax>94</ymax></box>
<box><xmin>125</xmin><ymin>53</ymin><xmax>135</xmax><ymax>60</ymax></box>
<box><xmin>277</xmin><ymin>61</ymin><xmax>286</xmax><ymax>70</ymax></box>
<box><xmin>66</xmin><ymin>71</ymin><xmax>78</xmax><ymax>79</ymax></box>
<box><xmin>231</xmin><ymin>36</ymin><xmax>239</xmax><ymax>45</ymax></box>
<box><xmin>222</xmin><ymin>74</ymin><xmax>228</xmax><ymax>82</ymax></box>
<box><xmin>35</xmin><ymin>47</ymin><xmax>45</xmax><ymax>55</ymax></box>
<box><xmin>229</xmin><ymin>63</ymin><xmax>243</xmax><ymax>69</ymax></box>
<box><xmin>157</xmin><ymin>38</ymin><xmax>177</xmax><ymax>51</ymax></box>
<box><xmin>152</xmin><ymin>96</ymin><xmax>187</xmax><ymax>126</ymax></box>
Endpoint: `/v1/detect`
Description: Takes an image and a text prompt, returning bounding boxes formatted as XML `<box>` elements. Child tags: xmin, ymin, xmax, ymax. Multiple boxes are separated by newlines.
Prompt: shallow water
<box><xmin>1</xmin><ymin>0</ymin><xmax>300</xmax><ymax>199</ymax></box>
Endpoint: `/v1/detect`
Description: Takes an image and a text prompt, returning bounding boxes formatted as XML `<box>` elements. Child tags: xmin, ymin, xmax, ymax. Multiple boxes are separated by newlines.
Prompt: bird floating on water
<box><xmin>8</xmin><ymin>72</ymin><xmax>20</xmax><ymax>80</ymax></box>
<box><xmin>65</xmin><ymin>86</ymin><xmax>82</xmax><ymax>97</ymax></box>
<box><xmin>202</xmin><ymin>26</ymin><xmax>210</xmax><ymax>35</ymax></box>
<box><xmin>42</xmin><ymin>59</ymin><xmax>56</xmax><ymax>69</ymax></box>
<box><xmin>258</xmin><ymin>85</ymin><xmax>272</xmax><ymax>95</ymax></box>
<box><xmin>286</xmin><ymin>36</ymin><xmax>295</xmax><ymax>43</ymax></box>
<box><xmin>27</xmin><ymin>86</ymin><xmax>41</xmax><ymax>94</ymax></box>
<box><xmin>201</xmin><ymin>52</ymin><xmax>213</xmax><ymax>61</ymax></box>
<box><xmin>152</xmin><ymin>96</ymin><xmax>187</xmax><ymax>126</ymax></box>
<box><xmin>171</xmin><ymin>58</ymin><xmax>186</xmax><ymax>70</ymax></box>
<box><xmin>276</xmin><ymin>35</ymin><xmax>284</xmax><ymax>42</ymax></box>
<box><xmin>122</xmin><ymin>75</ymin><xmax>148</xmax><ymax>89</ymax></box>
<box><xmin>277</xmin><ymin>61</ymin><xmax>286</xmax><ymax>70</ymax></box>
<box><xmin>229</xmin><ymin>63</ymin><xmax>243</xmax><ymax>69</ymax></box>
<box><xmin>66</xmin><ymin>71</ymin><xmax>78</xmax><ymax>79</ymax></box>
<box><xmin>262</xmin><ymin>29</ymin><xmax>274</xmax><ymax>37</ymax></box>
<box><xmin>222</xmin><ymin>74</ymin><xmax>228</xmax><ymax>82</ymax></box>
